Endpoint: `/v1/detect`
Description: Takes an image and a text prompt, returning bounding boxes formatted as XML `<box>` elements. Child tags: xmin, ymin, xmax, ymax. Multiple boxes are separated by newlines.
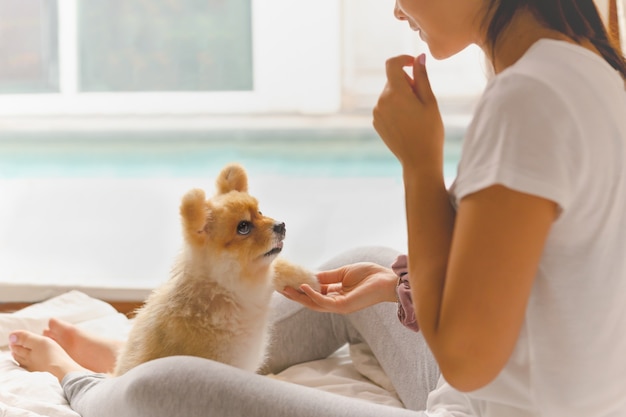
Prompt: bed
<box><xmin>0</xmin><ymin>290</ymin><xmax>404</xmax><ymax>416</ymax></box>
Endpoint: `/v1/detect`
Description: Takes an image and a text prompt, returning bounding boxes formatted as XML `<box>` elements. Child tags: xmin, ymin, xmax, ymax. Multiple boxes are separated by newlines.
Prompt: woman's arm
<box><xmin>374</xmin><ymin>54</ymin><xmax>557</xmax><ymax>392</ymax></box>
<box><xmin>406</xmin><ymin>179</ymin><xmax>556</xmax><ymax>392</ymax></box>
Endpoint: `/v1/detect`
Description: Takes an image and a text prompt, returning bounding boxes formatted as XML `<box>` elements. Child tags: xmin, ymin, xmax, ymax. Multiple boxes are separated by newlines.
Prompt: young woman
<box><xmin>10</xmin><ymin>0</ymin><xmax>626</xmax><ymax>416</ymax></box>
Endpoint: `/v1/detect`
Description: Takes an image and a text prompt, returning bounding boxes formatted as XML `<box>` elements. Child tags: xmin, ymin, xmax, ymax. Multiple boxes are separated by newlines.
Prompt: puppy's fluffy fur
<box><xmin>113</xmin><ymin>163</ymin><xmax>319</xmax><ymax>376</ymax></box>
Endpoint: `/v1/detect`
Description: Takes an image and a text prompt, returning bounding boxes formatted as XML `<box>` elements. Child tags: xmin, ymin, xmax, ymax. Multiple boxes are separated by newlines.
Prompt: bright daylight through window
<box><xmin>0</xmin><ymin>0</ymin><xmax>490</xmax><ymax>297</ymax></box>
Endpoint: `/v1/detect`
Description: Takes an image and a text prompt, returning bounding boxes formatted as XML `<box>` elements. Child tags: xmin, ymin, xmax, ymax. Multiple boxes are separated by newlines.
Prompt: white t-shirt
<box><xmin>427</xmin><ymin>39</ymin><xmax>626</xmax><ymax>417</ymax></box>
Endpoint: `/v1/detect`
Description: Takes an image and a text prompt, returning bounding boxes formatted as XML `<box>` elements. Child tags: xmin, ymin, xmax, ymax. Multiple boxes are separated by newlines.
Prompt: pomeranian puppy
<box><xmin>113</xmin><ymin>163</ymin><xmax>319</xmax><ymax>376</ymax></box>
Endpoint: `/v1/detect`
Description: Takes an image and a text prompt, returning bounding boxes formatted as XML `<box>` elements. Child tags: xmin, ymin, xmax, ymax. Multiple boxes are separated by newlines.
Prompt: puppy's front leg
<box><xmin>272</xmin><ymin>258</ymin><xmax>320</xmax><ymax>292</ymax></box>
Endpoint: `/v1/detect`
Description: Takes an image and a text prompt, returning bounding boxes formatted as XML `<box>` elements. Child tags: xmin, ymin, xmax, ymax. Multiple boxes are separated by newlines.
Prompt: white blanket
<box><xmin>0</xmin><ymin>291</ymin><xmax>403</xmax><ymax>416</ymax></box>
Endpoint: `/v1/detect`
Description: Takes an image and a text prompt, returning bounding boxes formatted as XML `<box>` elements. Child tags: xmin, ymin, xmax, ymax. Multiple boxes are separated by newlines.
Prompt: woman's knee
<box><xmin>121</xmin><ymin>356</ymin><xmax>237</xmax><ymax>416</ymax></box>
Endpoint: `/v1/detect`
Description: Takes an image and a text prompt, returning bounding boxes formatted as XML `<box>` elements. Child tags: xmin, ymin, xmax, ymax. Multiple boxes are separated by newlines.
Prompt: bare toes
<box><xmin>44</xmin><ymin>318</ymin><xmax>76</xmax><ymax>346</ymax></box>
<box><xmin>9</xmin><ymin>330</ymin><xmax>86</xmax><ymax>382</ymax></box>
<box><xmin>9</xmin><ymin>331</ymin><xmax>46</xmax><ymax>370</ymax></box>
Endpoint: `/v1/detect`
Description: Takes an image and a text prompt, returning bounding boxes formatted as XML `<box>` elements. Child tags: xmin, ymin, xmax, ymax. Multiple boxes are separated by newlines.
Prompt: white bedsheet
<box><xmin>0</xmin><ymin>291</ymin><xmax>403</xmax><ymax>416</ymax></box>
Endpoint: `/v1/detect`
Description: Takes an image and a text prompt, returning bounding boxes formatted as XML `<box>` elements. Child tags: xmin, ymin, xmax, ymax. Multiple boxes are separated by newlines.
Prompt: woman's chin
<box><xmin>423</xmin><ymin>43</ymin><xmax>461</xmax><ymax>61</ymax></box>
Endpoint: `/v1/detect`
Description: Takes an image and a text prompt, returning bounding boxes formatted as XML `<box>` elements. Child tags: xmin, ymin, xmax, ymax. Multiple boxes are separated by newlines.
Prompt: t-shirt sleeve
<box><xmin>451</xmin><ymin>74</ymin><xmax>582</xmax><ymax>212</ymax></box>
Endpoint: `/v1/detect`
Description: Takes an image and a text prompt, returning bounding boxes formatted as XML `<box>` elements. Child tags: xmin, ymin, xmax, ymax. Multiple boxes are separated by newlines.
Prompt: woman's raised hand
<box><xmin>373</xmin><ymin>54</ymin><xmax>445</xmax><ymax>173</ymax></box>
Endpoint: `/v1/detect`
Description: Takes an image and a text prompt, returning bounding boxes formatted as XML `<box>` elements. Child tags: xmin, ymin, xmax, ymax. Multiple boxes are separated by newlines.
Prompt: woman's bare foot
<box><xmin>9</xmin><ymin>331</ymin><xmax>88</xmax><ymax>383</ymax></box>
<box><xmin>44</xmin><ymin>318</ymin><xmax>124</xmax><ymax>374</ymax></box>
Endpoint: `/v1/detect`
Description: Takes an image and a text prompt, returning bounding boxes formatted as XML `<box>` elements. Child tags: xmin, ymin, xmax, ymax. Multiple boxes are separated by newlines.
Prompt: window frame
<box><xmin>0</xmin><ymin>0</ymin><xmax>342</xmax><ymax>116</ymax></box>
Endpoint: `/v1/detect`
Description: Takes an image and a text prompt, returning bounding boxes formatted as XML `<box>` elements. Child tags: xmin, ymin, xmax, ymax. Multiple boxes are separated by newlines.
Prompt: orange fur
<box><xmin>113</xmin><ymin>163</ymin><xmax>319</xmax><ymax>376</ymax></box>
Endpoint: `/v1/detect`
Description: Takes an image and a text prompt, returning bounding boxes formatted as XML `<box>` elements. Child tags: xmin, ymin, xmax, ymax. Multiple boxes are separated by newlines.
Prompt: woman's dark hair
<box><xmin>484</xmin><ymin>0</ymin><xmax>626</xmax><ymax>78</ymax></box>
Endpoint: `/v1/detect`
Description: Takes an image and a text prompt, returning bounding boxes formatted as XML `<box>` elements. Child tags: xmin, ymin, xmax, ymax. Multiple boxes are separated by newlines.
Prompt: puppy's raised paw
<box><xmin>272</xmin><ymin>258</ymin><xmax>320</xmax><ymax>293</ymax></box>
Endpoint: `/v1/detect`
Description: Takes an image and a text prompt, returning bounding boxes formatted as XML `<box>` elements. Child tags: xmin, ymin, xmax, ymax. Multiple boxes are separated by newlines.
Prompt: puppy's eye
<box><xmin>237</xmin><ymin>221</ymin><xmax>252</xmax><ymax>235</ymax></box>
<box><xmin>258</xmin><ymin>211</ymin><xmax>263</xmax><ymax>216</ymax></box>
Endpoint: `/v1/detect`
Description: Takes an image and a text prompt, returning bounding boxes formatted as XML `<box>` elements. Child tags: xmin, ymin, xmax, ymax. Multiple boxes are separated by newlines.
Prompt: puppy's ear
<box><xmin>180</xmin><ymin>188</ymin><xmax>210</xmax><ymax>246</ymax></box>
<box><xmin>216</xmin><ymin>163</ymin><xmax>248</xmax><ymax>195</ymax></box>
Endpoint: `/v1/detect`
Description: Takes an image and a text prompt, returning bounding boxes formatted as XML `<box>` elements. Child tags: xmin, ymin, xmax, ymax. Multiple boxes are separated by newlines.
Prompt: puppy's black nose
<box><xmin>273</xmin><ymin>222</ymin><xmax>286</xmax><ymax>235</ymax></box>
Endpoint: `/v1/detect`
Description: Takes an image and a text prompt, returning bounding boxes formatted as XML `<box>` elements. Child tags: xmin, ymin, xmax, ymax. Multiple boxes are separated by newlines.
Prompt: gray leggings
<box><xmin>63</xmin><ymin>247</ymin><xmax>440</xmax><ymax>417</ymax></box>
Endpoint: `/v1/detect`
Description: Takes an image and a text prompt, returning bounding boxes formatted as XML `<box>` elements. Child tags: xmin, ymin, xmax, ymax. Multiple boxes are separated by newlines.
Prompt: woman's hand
<box><xmin>280</xmin><ymin>262</ymin><xmax>398</xmax><ymax>314</ymax></box>
<box><xmin>373</xmin><ymin>54</ymin><xmax>445</xmax><ymax>172</ymax></box>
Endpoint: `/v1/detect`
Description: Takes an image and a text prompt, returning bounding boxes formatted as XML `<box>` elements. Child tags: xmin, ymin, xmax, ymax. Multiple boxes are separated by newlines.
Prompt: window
<box><xmin>0</xmin><ymin>0</ymin><xmax>342</xmax><ymax>115</ymax></box>
<box><xmin>0</xmin><ymin>0</ymin><xmax>59</xmax><ymax>94</ymax></box>
<box><xmin>78</xmin><ymin>0</ymin><xmax>253</xmax><ymax>92</ymax></box>
<box><xmin>0</xmin><ymin>0</ymin><xmax>475</xmax><ymax>294</ymax></box>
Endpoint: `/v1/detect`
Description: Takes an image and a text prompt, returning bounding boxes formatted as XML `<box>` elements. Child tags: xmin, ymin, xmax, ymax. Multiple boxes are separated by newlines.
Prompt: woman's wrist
<box><xmin>383</xmin><ymin>270</ymin><xmax>401</xmax><ymax>302</ymax></box>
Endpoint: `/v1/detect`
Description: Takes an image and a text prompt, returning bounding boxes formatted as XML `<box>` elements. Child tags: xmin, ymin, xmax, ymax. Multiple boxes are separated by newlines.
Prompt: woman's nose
<box><xmin>393</xmin><ymin>4</ymin><xmax>407</xmax><ymax>21</ymax></box>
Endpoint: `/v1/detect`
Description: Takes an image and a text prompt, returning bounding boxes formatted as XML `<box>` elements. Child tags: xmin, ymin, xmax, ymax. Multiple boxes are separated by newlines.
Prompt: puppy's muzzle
<box><xmin>263</xmin><ymin>222</ymin><xmax>286</xmax><ymax>258</ymax></box>
<box><xmin>273</xmin><ymin>222</ymin><xmax>286</xmax><ymax>239</ymax></box>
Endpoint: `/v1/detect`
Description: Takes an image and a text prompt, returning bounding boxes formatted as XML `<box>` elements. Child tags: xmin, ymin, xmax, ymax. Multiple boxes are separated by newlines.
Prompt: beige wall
<box><xmin>595</xmin><ymin>0</ymin><xmax>611</xmax><ymax>21</ymax></box>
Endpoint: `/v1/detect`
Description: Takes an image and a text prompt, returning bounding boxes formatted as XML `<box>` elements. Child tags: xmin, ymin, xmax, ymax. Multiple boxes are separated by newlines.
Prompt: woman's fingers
<box><xmin>412</xmin><ymin>53</ymin><xmax>436</xmax><ymax>104</ymax></box>
<box><xmin>315</xmin><ymin>268</ymin><xmax>342</xmax><ymax>285</ymax></box>
<box><xmin>385</xmin><ymin>54</ymin><xmax>417</xmax><ymax>91</ymax></box>
<box><xmin>383</xmin><ymin>53</ymin><xmax>435</xmax><ymax>103</ymax></box>
<box><xmin>281</xmin><ymin>285</ymin><xmax>346</xmax><ymax>313</ymax></box>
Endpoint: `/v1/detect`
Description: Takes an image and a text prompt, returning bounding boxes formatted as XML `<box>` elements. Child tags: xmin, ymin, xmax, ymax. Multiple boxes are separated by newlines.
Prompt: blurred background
<box><xmin>0</xmin><ymin>0</ymin><xmax>519</xmax><ymax>298</ymax></box>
